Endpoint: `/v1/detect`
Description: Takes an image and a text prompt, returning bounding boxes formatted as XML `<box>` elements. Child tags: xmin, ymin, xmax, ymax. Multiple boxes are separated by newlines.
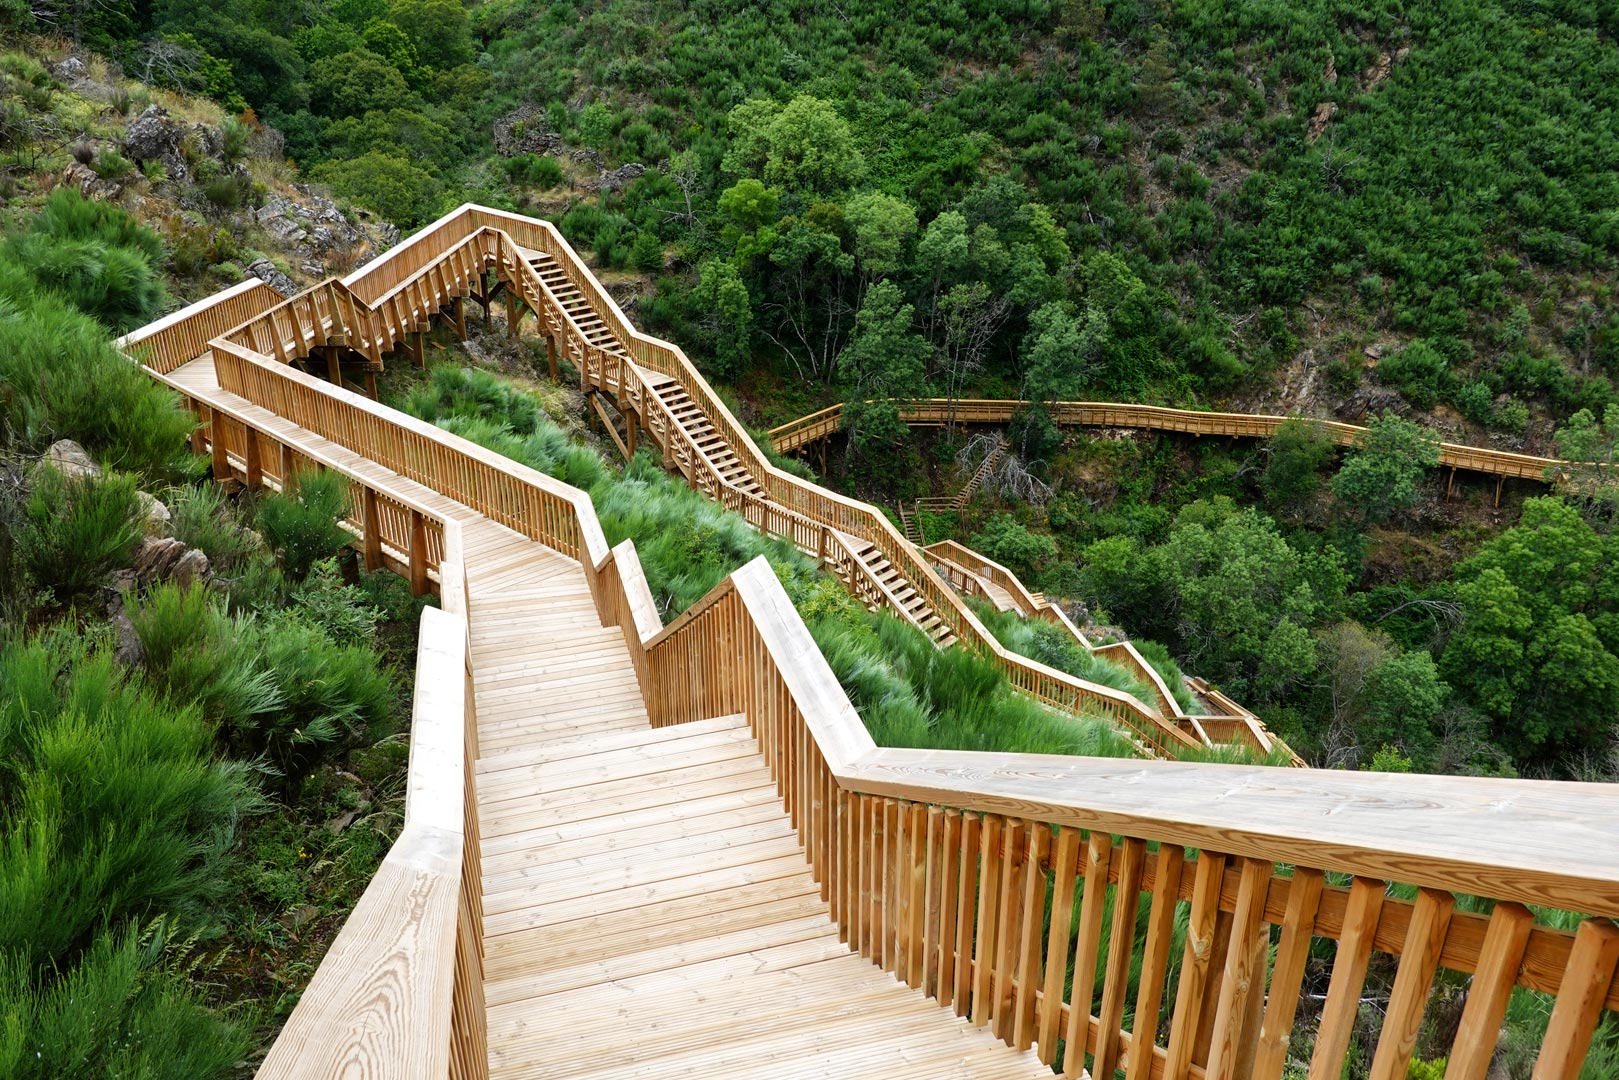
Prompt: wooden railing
<box><xmin>116</xmin><ymin>278</ymin><xmax>287</xmax><ymax>373</ymax></box>
<box><xmin>925</xmin><ymin>538</ymin><xmax>1303</xmax><ymax>763</ymax></box>
<box><xmin>610</xmin><ymin>556</ymin><xmax>1619</xmax><ymax>1080</ymax></box>
<box><xmin>770</xmin><ymin>398</ymin><xmax>1568</xmax><ymax>481</ymax></box>
<box><xmin>128</xmin><ymin>279</ymin><xmax>1619</xmax><ymax>1080</ymax></box>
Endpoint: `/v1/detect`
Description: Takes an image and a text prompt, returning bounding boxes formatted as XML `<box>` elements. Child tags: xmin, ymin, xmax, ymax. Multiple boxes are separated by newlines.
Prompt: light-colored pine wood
<box><xmin>1444</xmin><ymin>902</ymin><xmax>1535</xmax><ymax>1080</ymax></box>
<box><xmin>1165</xmin><ymin>851</ymin><xmax>1229</xmax><ymax>1079</ymax></box>
<box><xmin>1095</xmin><ymin>835</ymin><xmax>1147</xmax><ymax>1079</ymax></box>
<box><xmin>1125</xmin><ymin>843</ymin><xmax>1185</xmax><ymax>1079</ymax></box>
<box><xmin>1532</xmin><ymin>919</ymin><xmax>1619</xmax><ymax>1080</ymax></box>
<box><xmin>1369</xmin><ymin>887</ymin><xmax>1456</xmax><ymax>1079</ymax></box>
<box><xmin>1063</xmin><ymin>831</ymin><xmax>1112</xmax><ymax>1078</ymax></box>
<box><xmin>1308</xmin><ymin>876</ymin><xmax>1389</xmax><ymax>1080</ymax></box>
<box><xmin>1252</xmin><ymin>867</ymin><xmax>1325</xmax><ymax>1080</ymax></box>
<box><xmin>1038</xmin><ymin>826</ymin><xmax>1082</xmax><ymax>1065</ymax></box>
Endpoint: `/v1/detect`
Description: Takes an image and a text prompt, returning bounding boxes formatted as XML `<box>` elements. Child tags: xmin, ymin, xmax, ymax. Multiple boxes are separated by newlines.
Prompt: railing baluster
<box><xmin>1306</xmin><ymin>876</ymin><xmax>1388</xmax><ymax>1080</ymax></box>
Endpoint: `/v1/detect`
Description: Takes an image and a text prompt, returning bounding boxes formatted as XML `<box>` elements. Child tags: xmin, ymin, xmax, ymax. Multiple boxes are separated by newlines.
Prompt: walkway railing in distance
<box><xmin>926</xmin><ymin>538</ymin><xmax>1304</xmax><ymax>763</ymax></box>
<box><xmin>769</xmin><ymin>398</ymin><xmax>1567</xmax><ymax>481</ymax></box>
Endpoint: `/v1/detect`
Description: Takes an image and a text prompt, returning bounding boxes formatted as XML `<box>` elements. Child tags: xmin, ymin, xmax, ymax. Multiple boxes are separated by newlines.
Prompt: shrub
<box><xmin>968</xmin><ymin>514</ymin><xmax>1058</xmax><ymax>579</ymax></box>
<box><xmin>501</xmin><ymin>153</ymin><xmax>563</xmax><ymax>188</ymax></box>
<box><xmin>132</xmin><ymin>582</ymin><xmax>394</xmax><ymax>784</ymax></box>
<box><xmin>0</xmin><ymin>926</ymin><xmax>250</xmax><ymax>1079</ymax></box>
<box><xmin>256</xmin><ymin>469</ymin><xmax>352</xmax><ymax>580</ymax></box>
<box><xmin>0</xmin><ymin>632</ymin><xmax>256</xmax><ymax>966</ymax></box>
<box><xmin>5</xmin><ymin>189</ymin><xmax>167</xmax><ymax>331</ymax></box>
<box><xmin>167</xmin><ymin>482</ymin><xmax>259</xmax><ymax>571</ymax></box>
<box><xmin>18</xmin><ymin>468</ymin><xmax>144</xmax><ymax>596</ymax></box>
<box><xmin>91</xmin><ymin>146</ymin><xmax>133</xmax><ymax>180</ymax></box>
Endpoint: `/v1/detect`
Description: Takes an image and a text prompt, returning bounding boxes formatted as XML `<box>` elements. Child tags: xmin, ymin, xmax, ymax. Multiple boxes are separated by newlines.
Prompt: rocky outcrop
<box><xmin>61</xmin><ymin>160</ymin><xmax>124</xmax><ymax>201</ymax></box>
<box><xmin>493</xmin><ymin>104</ymin><xmax>563</xmax><ymax>156</ymax></box>
<box><xmin>255</xmin><ymin>187</ymin><xmax>399</xmax><ymax>273</ymax></box>
<box><xmin>591</xmin><ymin>162</ymin><xmax>646</xmax><ymax>193</ymax></box>
<box><xmin>128</xmin><ymin>537</ymin><xmax>211</xmax><ymax>587</ymax></box>
<box><xmin>34</xmin><ymin>439</ymin><xmax>99</xmax><ymax>481</ymax></box>
<box><xmin>123</xmin><ymin>105</ymin><xmax>190</xmax><ymax>181</ymax></box>
<box><xmin>134</xmin><ymin>490</ymin><xmax>171</xmax><ymax>537</ymax></box>
<box><xmin>247</xmin><ymin>257</ymin><xmax>299</xmax><ymax>297</ymax></box>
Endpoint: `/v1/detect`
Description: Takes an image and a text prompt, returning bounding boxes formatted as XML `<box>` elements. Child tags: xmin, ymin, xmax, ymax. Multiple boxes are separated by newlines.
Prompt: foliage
<box><xmin>1081</xmin><ymin>497</ymin><xmax>1347</xmax><ymax>703</ymax></box>
<box><xmin>131</xmin><ymin>581</ymin><xmax>395</xmax><ymax>785</ymax></box>
<box><xmin>310</xmin><ymin>150</ymin><xmax>443</xmax><ymax>227</ymax></box>
<box><xmin>1442</xmin><ymin>498</ymin><xmax>1619</xmax><ymax>766</ymax></box>
<box><xmin>1551</xmin><ymin>404</ymin><xmax>1619</xmax><ymax>523</ymax></box>
<box><xmin>0</xmin><ymin>232</ymin><xmax>190</xmax><ymax>478</ymax></box>
<box><xmin>968</xmin><ymin>514</ymin><xmax>1057</xmax><ymax>579</ymax></box>
<box><xmin>1332</xmin><ymin>413</ymin><xmax>1442</xmax><ymax>524</ymax></box>
<box><xmin>256</xmin><ymin>469</ymin><xmax>352</xmax><ymax>581</ymax></box>
<box><xmin>167</xmin><ymin>481</ymin><xmax>260</xmax><ymax>572</ymax></box>
<box><xmin>18</xmin><ymin>468</ymin><xmax>144</xmax><ymax>597</ymax></box>
<box><xmin>5</xmin><ymin>189</ymin><xmax>167</xmax><ymax>332</ymax></box>
<box><xmin>1261</xmin><ymin>418</ymin><xmax>1336</xmax><ymax>510</ymax></box>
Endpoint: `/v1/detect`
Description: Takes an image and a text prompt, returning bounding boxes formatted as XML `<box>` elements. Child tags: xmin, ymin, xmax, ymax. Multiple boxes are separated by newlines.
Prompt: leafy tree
<box><xmin>1332</xmin><ymin>413</ymin><xmax>1441</xmax><ymax>524</ymax></box>
<box><xmin>691</xmin><ymin>259</ymin><xmax>752</xmax><ymax>380</ymax></box>
<box><xmin>1442</xmin><ymin>497</ymin><xmax>1619</xmax><ymax>765</ymax></box>
<box><xmin>310</xmin><ymin>151</ymin><xmax>441</xmax><ymax>226</ymax></box>
<box><xmin>1261</xmin><ymin>418</ymin><xmax>1337</xmax><ymax>510</ymax></box>
<box><xmin>844</xmin><ymin>191</ymin><xmax>917</xmax><ymax>282</ymax></box>
<box><xmin>723</xmin><ymin>95</ymin><xmax>865</xmax><ymax>196</ymax></box>
<box><xmin>838</xmin><ymin>282</ymin><xmax>929</xmax><ymax>459</ymax></box>
<box><xmin>970</xmin><ymin>514</ymin><xmax>1058</xmax><ymax>579</ymax></box>
<box><xmin>308</xmin><ymin>48</ymin><xmax>411</xmax><ymax>118</ymax></box>
<box><xmin>1021</xmin><ymin>301</ymin><xmax>1104</xmax><ymax>404</ymax></box>
<box><xmin>717</xmin><ymin>178</ymin><xmax>780</xmax><ymax>233</ymax></box>
<box><xmin>1551</xmin><ymin>404</ymin><xmax>1619</xmax><ymax>523</ymax></box>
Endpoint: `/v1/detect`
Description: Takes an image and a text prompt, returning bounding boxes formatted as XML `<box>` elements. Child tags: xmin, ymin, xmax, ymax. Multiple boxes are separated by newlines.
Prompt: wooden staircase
<box><xmin>522</xmin><ymin>249</ymin><xmax>633</xmax><ymax>365</ymax></box>
<box><xmin>639</xmin><ymin>372</ymin><xmax>769</xmax><ymax>499</ymax></box>
<box><xmin>897</xmin><ymin>500</ymin><xmax>923</xmax><ymax>545</ymax></box>
<box><xmin>953</xmin><ymin>437</ymin><xmax>1006</xmax><ymax>509</ymax></box>
<box><xmin>838</xmin><ymin>533</ymin><xmax>956</xmax><ymax>647</ymax></box>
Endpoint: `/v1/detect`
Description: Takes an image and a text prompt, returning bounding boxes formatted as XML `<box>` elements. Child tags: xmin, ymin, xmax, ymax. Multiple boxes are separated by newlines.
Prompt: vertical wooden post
<box><xmin>505</xmin><ymin>288</ymin><xmax>521</xmax><ymax>338</ymax></box>
<box><xmin>279</xmin><ymin>444</ymin><xmax>298</xmax><ymax>493</ymax></box>
<box><xmin>325</xmin><ymin>348</ymin><xmax>342</xmax><ymax>386</ymax></box>
<box><xmin>1495</xmin><ymin>475</ymin><xmax>1505</xmax><ymax>508</ymax></box>
<box><xmin>1446</xmin><ymin>466</ymin><xmax>1456</xmax><ymax>501</ymax></box>
<box><xmin>410</xmin><ymin>331</ymin><xmax>426</xmax><ymax>368</ymax></box>
<box><xmin>362</xmin><ymin>488</ymin><xmax>383</xmax><ymax>572</ymax></box>
<box><xmin>545</xmin><ymin>333</ymin><xmax>559</xmax><ymax>380</ymax></box>
<box><xmin>210</xmin><ymin>416</ymin><xmax>230</xmax><ymax>481</ymax></box>
<box><xmin>451</xmin><ymin>296</ymin><xmax>467</xmax><ymax>341</ymax></box>
<box><xmin>364</xmin><ymin>369</ymin><xmax>379</xmax><ymax>401</ymax></box>
<box><xmin>626</xmin><ymin>410</ymin><xmax>637</xmax><ymax>456</ymax></box>
<box><xmin>189</xmin><ymin>404</ymin><xmax>208</xmax><ymax>456</ymax></box>
<box><xmin>408</xmin><ymin>509</ymin><xmax>428</xmax><ymax>596</ymax></box>
<box><xmin>1531</xmin><ymin>919</ymin><xmax>1619</xmax><ymax>1080</ymax></box>
<box><xmin>480</xmin><ymin>278</ymin><xmax>492</xmax><ymax>329</ymax></box>
<box><xmin>242</xmin><ymin>426</ymin><xmax>263</xmax><ymax>489</ymax></box>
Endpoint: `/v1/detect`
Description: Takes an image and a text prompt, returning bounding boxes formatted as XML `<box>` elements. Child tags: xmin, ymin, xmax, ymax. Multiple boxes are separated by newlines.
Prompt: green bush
<box><xmin>5</xmin><ymin>189</ymin><xmax>166</xmax><ymax>331</ymax></box>
<box><xmin>501</xmin><ymin>153</ymin><xmax>563</xmax><ymax>188</ymax></box>
<box><xmin>0</xmin><ymin>925</ymin><xmax>250</xmax><ymax>1079</ymax></box>
<box><xmin>256</xmin><ymin>469</ymin><xmax>352</xmax><ymax>581</ymax></box>
<box><xmin>0</xmin><ymin>632</ymin><xmax>256</xmax><ymax>966</ymax></box>
<box><xmin>168</xmin><ymin>482</ymin><xmax>259</xmax><ymax>572</ymax></box>
<box><xmin>132</xmin><ymin>581</ymin><xmax>395</xmax><ymax>784</ymax></box>
<box><xmin>18</xmin><ymin>468</ymin><xmax>144</xmax><ymax>596</ymax></box>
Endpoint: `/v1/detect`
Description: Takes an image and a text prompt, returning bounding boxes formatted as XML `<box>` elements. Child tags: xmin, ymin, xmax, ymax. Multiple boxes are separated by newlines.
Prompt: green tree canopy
<box><xmin>1332</xmin><ymin>412</ymin><xmax>1442</xmax><ymax>523</ymax></box>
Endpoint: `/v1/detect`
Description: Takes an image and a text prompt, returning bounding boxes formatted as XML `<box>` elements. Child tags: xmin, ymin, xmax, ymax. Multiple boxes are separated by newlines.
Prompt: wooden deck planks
<box><xmin>476</xmin><ymin>714</ymin><xmax>1050</xmax><ymax>1080</ymax></box>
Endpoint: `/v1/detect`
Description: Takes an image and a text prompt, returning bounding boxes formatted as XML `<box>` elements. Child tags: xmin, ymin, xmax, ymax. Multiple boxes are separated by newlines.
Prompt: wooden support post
<box><xmin>817</xmin><ymin>524</ymin><xmax>831</xmax><ymax>565</ymax></box>
<box><xmin>361</xmin><ymin>488</ymin><xmax>383</xmax><ymax>572</ymax></box>
<box><xmin>407</xmin><ymin>509</ymin><xmax>428</xmax><ymax>596</ymax></box>
<box><xmin>210</xmin><ymin>416</ymin><xmax>230</xmax><ymax>481</ymax></box>
<box><xmin>325</xmin><ymin>348</ymin><xmax>342</xmax><ymax>386</ymax></box>
<box><xmin>189</xmin><ymin>404</ymin><xmax>208</xmax><ymax>456</ymax></box>
<box><xmin>410</xmin><ymin>332</ymin><xmax>425</xmax><ymax>368</ymax></box>
<box><xmin>505</xmin><ymin>288</ymin><xmax>521</xmax><ymax>339</ymax></box>
<box><xmin>242</xmin><ymin>426</ymin><xmax>263</xmax><ymax>490</ymax></box>
<box><xmin>364</xmin><ymin>369</ymin><xmax>379</xmax><ymax>401</ymax></box>
<box><xmin>279</xmin><ymin>444</ymin><xmax>298</xmax><ymax>492</ymax></box>
<box><xmin>1495</xmin><ymin>475</ymin><xmax>1505</xmax><ymax>508</ymax></box>
<box><xmin>625</xmin><ymin>410</ymin><xmax>637</xmax><ymax>456</ymax></box>
<box><xmin>450</xmin><ymin>296</ymin><xmax>467</xmax><ymax>341</ymax></box>
<box><xmin>480</xmin><ymin>278</ymin><xmax>492</xmax><ymax>329</ymax></box>
<box><xmin>545</xmin><ymin>333</ymin><xmax>559</xmax><ymax>380</ymax></box>
<box><xmin>1446</xmin><ymin>466</ymin><xmax>1456</xmax><ymax>501</ymax></box>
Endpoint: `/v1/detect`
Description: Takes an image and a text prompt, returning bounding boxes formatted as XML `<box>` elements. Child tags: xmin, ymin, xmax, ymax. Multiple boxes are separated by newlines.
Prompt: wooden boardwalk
<box><xmin>168</xmin><ymin>354</ymin><xmax>1053</xmax><ymax>1080</ymax></box>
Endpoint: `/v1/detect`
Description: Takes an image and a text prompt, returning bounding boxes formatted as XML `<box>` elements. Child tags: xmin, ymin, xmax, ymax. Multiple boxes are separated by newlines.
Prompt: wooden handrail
<box><xmin>769</xmin><ymin>398</ymin><xmax>1569</xmax><ymax>481</ymax></box>
<box><xmin>116</xmin><ymin>278</ymin><xmax>288</xmax><ymax>374</ymax></box>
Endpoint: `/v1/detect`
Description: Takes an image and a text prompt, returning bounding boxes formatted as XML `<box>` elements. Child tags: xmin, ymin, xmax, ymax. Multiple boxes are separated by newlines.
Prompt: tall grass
<box><xmin>0</xmin><ymin>259</ymin><xmax>193</xmax><ymax>476</ymax></box>
<box><xmin>256</xmin><ymin>469</ymin><xmax>352</xmax><ymax>581</ymax></box>
<box><xmin>18</xmin><ymin>468</ymin><xmax>145</xmax><ymax>596</ymax></box>
<box><xmin>131</xmin><ymin>582</ymin><xmax>395</xmax><ymax>785</ymax></box>
<box><xmin>5</xmin><ymin>188</ymin><xmax>167</xmax><ymax>332</ymax></box>
<box><xmin>971</xmin><ymin>597</ymin><xmax>1160</xmax><ymax>704</ymax></box>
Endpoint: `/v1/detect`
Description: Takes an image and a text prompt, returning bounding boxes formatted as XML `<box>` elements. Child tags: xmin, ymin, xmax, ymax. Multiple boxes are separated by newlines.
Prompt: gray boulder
<box><xmin>123</xmin><ymin>105</ymin><xmax>189</xmax><ymax>181</ymax></box>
